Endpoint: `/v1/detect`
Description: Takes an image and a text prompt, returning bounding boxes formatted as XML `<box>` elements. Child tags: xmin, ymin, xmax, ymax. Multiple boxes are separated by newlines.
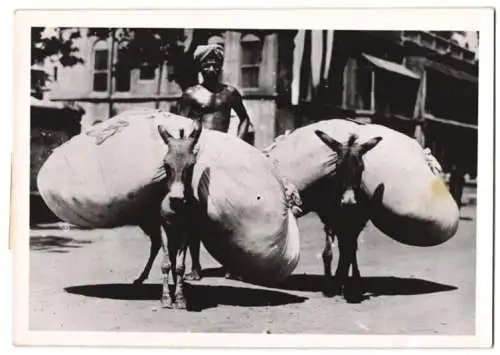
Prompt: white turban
<box><xmin>193</xmin><ymin>44</ymin><xmax>224</xmax><ymax>65</ymax></box>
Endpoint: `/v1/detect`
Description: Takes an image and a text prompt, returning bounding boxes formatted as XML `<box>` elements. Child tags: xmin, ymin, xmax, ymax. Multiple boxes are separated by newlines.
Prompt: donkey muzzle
<box><xmin>341</xmin><ymin>189</ymin><xmax>357</xmax><ymax>206</ymax></box>
<box><xmin>161</xmin><ymin>183</ymin><xmax>187</xmax><ymax>217</ymax></box>
<box><xmin>169</xmin><ymin>197</ymin><xmax>186</xmax><ymax>212</ymax></box>
<box><xmin>160</xmin><ymin>196</ymin><xmax>187</xmax><ymax>220</ymax></box>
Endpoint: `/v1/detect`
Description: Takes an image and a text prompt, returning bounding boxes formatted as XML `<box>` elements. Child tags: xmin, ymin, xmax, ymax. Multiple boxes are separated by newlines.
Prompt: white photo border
<box><xmin>12</xmin><ymin>7</ymin><xmax>495</xmax><ymax>348</ymax></box>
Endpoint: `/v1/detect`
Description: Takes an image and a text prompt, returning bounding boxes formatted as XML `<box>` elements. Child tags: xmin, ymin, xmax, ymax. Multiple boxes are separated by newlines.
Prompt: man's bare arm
<box><xmin>230</xmin><ymin>88</ymin><xmax>251</xmax><ymax>140</ymax></box>
<box><xmin>178</xmin><ymin>91</ymin><xmax>195</xmax><ymax>118</ymax></box>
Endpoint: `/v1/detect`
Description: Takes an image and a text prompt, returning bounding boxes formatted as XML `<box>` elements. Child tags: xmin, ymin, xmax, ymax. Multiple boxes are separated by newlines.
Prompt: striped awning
<box><xmin>425</xmin><ymin>114</ymin><xmax>478</xmax><ymax>130</ymax></box>
<box><xmin>291</xmin><ymin>30</ymin><xmax>336</xmax><ymax>105</ymax></box>
<box><xmin>362</xmin><ymin>53</ymin><xmax>421</xmax><ymax>80</ymax></box>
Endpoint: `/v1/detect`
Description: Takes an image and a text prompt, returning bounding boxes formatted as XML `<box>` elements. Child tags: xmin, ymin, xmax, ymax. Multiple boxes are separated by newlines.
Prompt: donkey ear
<box><xmin>189</xmin><ymin>121</ymin><xmax>203</xmax><ymax>147</ymax></box>
<box><xmin>157</xmin><ymin>124</ymin><xmax>173</xmax><ymax>144</ymax></box>
<box><xmin>314</xmin><ymin>130</ymin><xmax>343</xmax><ymax>154</ymax></box>
<box><xmin>359</xmin><ymin>136</ymin><xmax>383</xmax><ymax>156</ymax></box>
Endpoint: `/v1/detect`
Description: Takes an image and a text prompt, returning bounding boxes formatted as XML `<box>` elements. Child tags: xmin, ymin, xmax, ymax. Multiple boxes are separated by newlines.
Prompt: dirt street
<box><xmin>29</xmin><ymin>205</ymin><xmax>476</xmax><ymax>335</ymax></box>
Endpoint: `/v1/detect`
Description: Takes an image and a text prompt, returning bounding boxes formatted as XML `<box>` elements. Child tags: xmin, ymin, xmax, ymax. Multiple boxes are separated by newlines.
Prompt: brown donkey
<box><xmin>152</xmin><ymin>121</ymin><xmax>202</xmax><ymax>309</ymax></box>
<box><xmin>314</xmin><ymin>130</ymin><xmax>382</xmax><ymax>301</ymax></box>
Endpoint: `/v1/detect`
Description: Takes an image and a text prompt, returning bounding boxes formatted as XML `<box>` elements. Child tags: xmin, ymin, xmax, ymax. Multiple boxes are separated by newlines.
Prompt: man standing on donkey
<box><xmin>177</xmin><ymin>43</ymin><xmax>254</xmax><ymax>280</ymax></box>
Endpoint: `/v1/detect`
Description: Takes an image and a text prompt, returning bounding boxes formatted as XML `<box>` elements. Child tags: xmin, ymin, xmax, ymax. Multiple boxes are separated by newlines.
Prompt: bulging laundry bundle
<box><xmin>37</xmin><ymin>109</ymin><xmax>300</xmax><ymax>282</ymax></box>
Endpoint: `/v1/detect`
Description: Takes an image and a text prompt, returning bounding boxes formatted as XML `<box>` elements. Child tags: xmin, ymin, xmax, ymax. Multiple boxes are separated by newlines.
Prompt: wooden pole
<box><xmin>108</xmin><ymin>28</ymin><xmax>116</xmax><ymax>118</ymax></box>
<box><xmin>155</xmin><ymin>56</ymin><xmax>164</xmax><ymax>109</ymax></box>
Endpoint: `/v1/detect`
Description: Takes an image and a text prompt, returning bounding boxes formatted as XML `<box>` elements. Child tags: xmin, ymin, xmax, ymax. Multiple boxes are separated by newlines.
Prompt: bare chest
<box><xmin>190</xmin><ymin>87</ymin><xmax>233</xmax><ymax>113</ymax></box>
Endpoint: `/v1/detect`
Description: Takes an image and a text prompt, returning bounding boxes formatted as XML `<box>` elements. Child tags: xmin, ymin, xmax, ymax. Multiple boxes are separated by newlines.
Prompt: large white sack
<box><xmin>200</xmin><ymin>210</ymin><xmax>300</xmax><ymax>283</ymax></box>
<box><xmin>190</xmin><ymin>127</ymin><xmax>300</xmax><ymax>282</ymax></box>
<box><xmin>37</xmin><ymin>110</ymin><xmax>181</xmax><ymax>227</ymax></box>
<box><xmin>265</xmin><ymin>119</ymin><xmax>459</xmax><ymax>247</ymax></box>
<box><xmin>37</xmin><ymin>109</ymin><xmax>300</xmax><ymax>281</ymax></box>
<box><xmin>264</xmin><ymin>119</ymin><xmax>355</xmax><ymax>192</ymax></box>
<box><xmin>356</xmin><ymin>123</ymin><xmax>459</xmax><ymax>246</ymax></box>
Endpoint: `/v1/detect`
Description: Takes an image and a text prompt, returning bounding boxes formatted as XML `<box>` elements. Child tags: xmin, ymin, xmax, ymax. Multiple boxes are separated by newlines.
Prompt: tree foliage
<box><xmin>31</xmin><ymin>27</ymin><xmax>191</xmax><ymax>95</ymax></box>
<box><xmin>31</xmin><ymin>27</ymin><xmax>84</xmax><ymax>67</ymax></box>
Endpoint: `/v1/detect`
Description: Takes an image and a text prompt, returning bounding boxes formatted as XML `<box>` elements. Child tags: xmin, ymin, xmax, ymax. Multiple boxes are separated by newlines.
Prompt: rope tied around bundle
<box><xmin>262</xmin><ymin>136</ymin><xmax>305</xmax><ymax>218</ymax></box>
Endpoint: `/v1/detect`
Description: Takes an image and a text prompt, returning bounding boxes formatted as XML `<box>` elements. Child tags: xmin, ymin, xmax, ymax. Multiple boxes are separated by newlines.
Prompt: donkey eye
<box><xmin>163</xmin><ymin>164</ymin><xmax>172</xmax><ymax>177</ymax></box>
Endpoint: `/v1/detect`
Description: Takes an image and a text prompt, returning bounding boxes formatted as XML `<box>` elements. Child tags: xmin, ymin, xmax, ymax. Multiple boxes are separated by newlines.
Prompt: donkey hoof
<box><xmin>323</xmin><ymin>283</ymin><xmax>341</xmax><ymax>297</ymax></box>
<box><xmin>344</xmin><ymin>283</ymin><xmax>364</xmax><ymax>303</ymax></box>
<box><xmin>344</xmin><ymin>292</ymin><xmax>364</xmax><ymax>304</ymax></box>
<box><xmin>225</xmin><ymin>272</ymin><xmax>242</xmax><ymax>281</ymax></box>
<box><xmin>160</xmin><ymin>297</ymin><xmax>174</xmax><ymax>309</ymax></box>
<box><xmin>173</xmin><ymin>298</ymin><xmax>187</xmax><ymax>310</ymax></box>
<box><xmin>322</xmin><ymin>287</ymin><xmax>335</xmax><ymax>298</ymax></box>
<box><xmin>185</xmin><ymin>270</ymin><xmax>202</xmax><ymax>281</ymax></box>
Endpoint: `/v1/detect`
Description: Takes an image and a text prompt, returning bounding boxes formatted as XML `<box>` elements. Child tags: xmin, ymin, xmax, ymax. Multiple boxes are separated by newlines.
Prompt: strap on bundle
<box><xmin>423</xmin><ymin>148</ymin><xmax>444</xmax><ymax>177</ymax></box>
<box><xmin>263</xmin><ymin>150</ymin><xmax>305</xmax><ymax>218</ymax></box>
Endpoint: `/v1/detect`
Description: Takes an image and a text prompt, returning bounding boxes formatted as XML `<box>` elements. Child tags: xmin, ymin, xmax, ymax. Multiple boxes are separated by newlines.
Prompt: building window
<box><xmin>207</xmin><ymin>35</ymin><xmax>225</xmax><ymax>47</ymax></box>
<box><xmin>115</xmin><ymin>41</ymin><xmax>131</xmax><ymax>92</ymax></box>
<box><xmin>354</xmin><ymin>65</ymin><xmax>374</xmax><ymax>111</ymax></box>
<box><xmin>31</xmin><ymin>68</ymin><xmax>46</xmax><ymax>99</ymax></box>
<box><xmin>425</xmin><ymin>69</ymin><xmax>477</xmax><ymax>125</ymax></box>
<box><xmin>93</xmin><ymin>41</ymin><xmax>110</xmax><ymax>92</ymax></box>
<box><xmin>139</xmin><ymin>64</ymin><xmax>156</xmax><ymax>80</ymax></box>
<box><xmin>165</xmin><ymin>63</ymin><xmax>175</xmax><ymax>81</ymax></box>
<box><xmin>241</xmin><ymin>34</ymin><xmax>262</xmax><ymax>89</ymax></box>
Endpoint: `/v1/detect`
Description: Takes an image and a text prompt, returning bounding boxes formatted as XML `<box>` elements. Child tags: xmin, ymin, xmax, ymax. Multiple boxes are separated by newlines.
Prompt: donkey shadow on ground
<box><xmin>270</xmin><ymin>274</ymin><xmax>457</xmax><ymax>304</ymax></box>
<box><xmin>64</xmin><ymin>282</ymin><xmax>307</xmax><ymax>312</ymax></box>
<box><xmin>201</xmin><ymin>267</ymin><xmax>458</xmax><ymax>304</ymax></box>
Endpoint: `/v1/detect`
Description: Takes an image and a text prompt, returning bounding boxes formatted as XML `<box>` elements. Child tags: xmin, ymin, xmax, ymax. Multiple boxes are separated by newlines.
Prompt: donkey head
<box><xmin>315</xmin><ymin>130</ymin><xmax>382</xmax><ymax>207</ymax></box>
<box><xmin>157</xmin><ymin>121</ymin><xmax>202</xmax><ymax>217</ymax></box>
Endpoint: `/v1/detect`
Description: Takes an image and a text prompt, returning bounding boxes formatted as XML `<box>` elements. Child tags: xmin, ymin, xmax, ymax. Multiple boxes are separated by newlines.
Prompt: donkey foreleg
<box><xmin>349</xmin><ymin>226</ymin><xmax>366</xmax><ymax>301</ymax></box>
<box><xmin>322</xmin><ymin>226</ymin><xmax>339</xmax><ymax>297</ymax></box>
<box><xmin>322</xmin><ymin>226</ymin><xmax>334</xmax><ymax>277</ymax></box>
<box><xmin>351</xmin><ymin>240</ymin><xmax>361</xmax><ymax>281</ymax></box>
<box><xmin>184</xmin><ymin>235</ymin><xmax>202</xmax><ymax>281</ymax></box>
<box><xmin>159</xmin><ymin>225</ymin><xmax>174</xmax><ymax>309</ymax></box>
<box><xmin>173</xmin><ymin>239</ymin><xmax>189</xmax><ymax>309</ymax></box>
<box><xmin>344</xmin><ymin>240</ymin><xmax>364</xmax><ymax>303</ymax></box>
<box><xmin>340</xmin><ymin>231</ymin><xmax>364</xmax><ymax>302</ymax></box>
<box><xmin>333</xmin><ymin>234</ymin><xmax>351</xmax><ymax>295</ymax></box>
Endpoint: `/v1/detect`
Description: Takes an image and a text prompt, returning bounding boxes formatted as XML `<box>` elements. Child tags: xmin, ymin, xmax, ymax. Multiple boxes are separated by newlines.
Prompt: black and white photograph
<box><xmin>11</xmin><ymin>8</ymin><xmax>494</xmax><ymax>349</ymax></box>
